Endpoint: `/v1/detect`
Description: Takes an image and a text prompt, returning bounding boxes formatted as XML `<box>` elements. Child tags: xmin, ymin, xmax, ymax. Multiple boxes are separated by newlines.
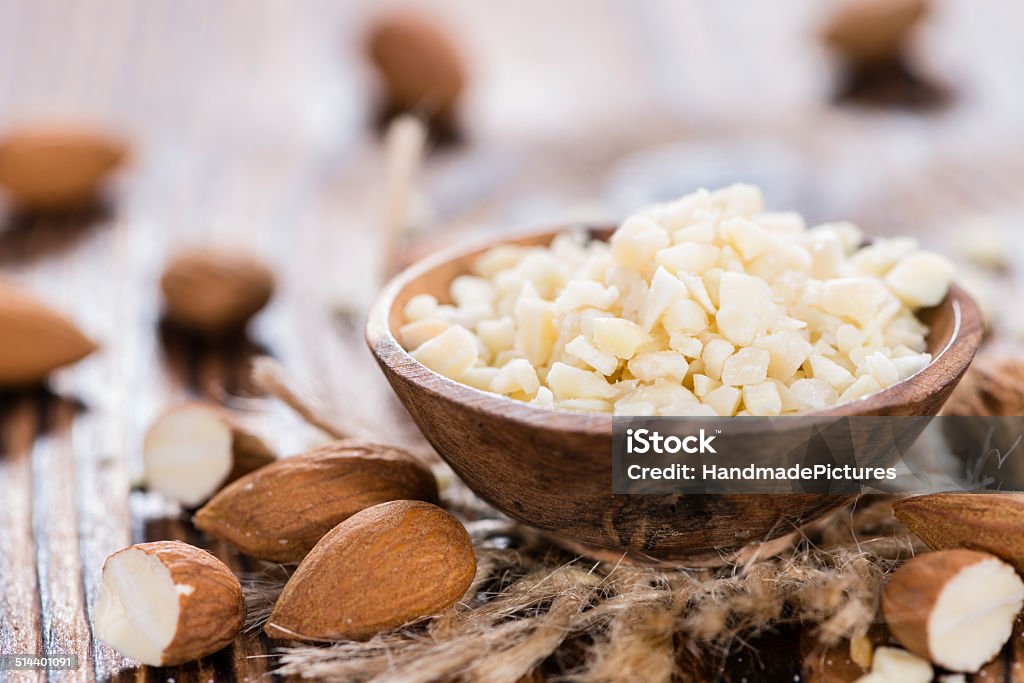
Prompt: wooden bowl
<box><xmin>366</xmin><ymin>226</ymin><xmax>984</xmax><ymax>564</ymax></box>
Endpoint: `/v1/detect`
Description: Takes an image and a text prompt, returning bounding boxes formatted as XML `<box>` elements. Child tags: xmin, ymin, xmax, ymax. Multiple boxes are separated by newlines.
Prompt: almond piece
<box><xmin>264</xmin><ymin>500</ymin><xmax>475</xmax><ymax>641</ymax></box>
<box><xmin>882</xmin><ymin>549</ymin><xmax>1024</xmax><ymax>672</ymax></box>
<box><xmin>0</xmin><ymin>280</ymin><xmax>97</xmax><ymax>385</ymax></box>
<box><xmin>893</xmin><ymin>494</ymin><xmax>1024</xmax><ymax>573</ymax></box>
<box><xmin>143</xmin><ymin>403</ymin><xmax>276</xmax><ymax>508</ymax></box>
<box><xmin>160</xmin><ymin>249</ymin><xmax>274</xmax><ymax>333</ymax></box>
<box><xmin>859</xmin><ymin>646</ymin><xmax>932</xmax><ymax>683</ymax></box>
<box><xmin>368</xmin><ymin>16</ymin><xmax>465</xmax><ymax>124</ymax></box>
<box><xmin>194</xmin><ymin>441</ymin><xmax>438</xmax><ymax>562</ymax></box>
<box><xmin>0</xmin><ymin>124</ymin><xmax>126</xmax><ymax>210</ymax></box>
<box><xmin>93</xmin><ymin>540</ymin><xmax>244</xmax><ymax>666</ymax></box>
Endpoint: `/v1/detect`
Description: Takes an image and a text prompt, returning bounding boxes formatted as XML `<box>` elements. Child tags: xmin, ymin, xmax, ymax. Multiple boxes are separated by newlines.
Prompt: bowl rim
<box><xmin>366</xmin><ymin>224</ymin><xmax>983</xmax><ymax>435</ymax></box>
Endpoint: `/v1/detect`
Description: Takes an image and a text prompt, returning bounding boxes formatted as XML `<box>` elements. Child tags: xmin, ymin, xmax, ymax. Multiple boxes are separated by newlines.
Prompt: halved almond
<box><xmin>93</xmin><ymin>541</ymin><xmax>244</xmax><ymax>666</ymax></box>
<box><xmin>142</xmin><ymin>402</ymin><xmax>276</xmax><ymax>508</ymax></box>
<box><xmin>882</xmin><ymin>549</ymin><xmax>1024</xmax><ymax>672</ymax></box>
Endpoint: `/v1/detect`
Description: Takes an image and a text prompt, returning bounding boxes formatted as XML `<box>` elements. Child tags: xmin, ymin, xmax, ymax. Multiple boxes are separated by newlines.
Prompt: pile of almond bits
<box><xmin>401</xmin><ymin>185</ymin><xmax>954</xmax><ymax>416</ymax></box>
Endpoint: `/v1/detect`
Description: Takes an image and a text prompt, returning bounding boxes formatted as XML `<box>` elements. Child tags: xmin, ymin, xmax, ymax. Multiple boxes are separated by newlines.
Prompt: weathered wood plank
<box><xmin>30</xmin><ymin>398</ymin><xmax>95</xmax><ymax>683</ymax></box>
<box><xmin>0</xmin><ymin>398</ymin><xmax>44</xmax><ymax>683</ymax></box>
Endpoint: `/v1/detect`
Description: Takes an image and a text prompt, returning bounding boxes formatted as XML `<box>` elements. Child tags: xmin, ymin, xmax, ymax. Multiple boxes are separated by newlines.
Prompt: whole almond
<box><xmin>93</xmin><ymin>540</ymin><xmax>244</xmax><ymax>666</ymax></box>
<box><xmin>160</xmin><ymin>248</ymin><xmax>274</xmax><ymax>333</ymax></box>
<box><xmin>368</xmin><ymin>16</ymin><xmax>465</xmax><ymax>124</ymax></box>
<box><xmin>0</xmin><ymin>124</ymin><xmax>127</xmax><ymax>210</ymax></box>
<box><xmin>0</xmin><ymin>281</ymin><xmax>97</xmax><ymax>385</ymax></box>
<box><xmin>893</xmin><ymin>493</ymin><xmax>1024</xmax><ymax>573</ymax></box>
<box><xmin>883</xmin><ymin>549</ymin><xmax>1023</xmax><ymax>672</ymax></box>
<box><xmin>823</xmin><ymin>0</ymin><xmax>928</xmax><ymax>65</ymax></box>
<box><xmin>194</xmin><ymin>440</ymin><xmax>438</xmax><ymax>562</ymax></box>
<box><xmin>265</xmin><ymin>500</ymin><xmax>476</xmax><ymax>641</ymax></box>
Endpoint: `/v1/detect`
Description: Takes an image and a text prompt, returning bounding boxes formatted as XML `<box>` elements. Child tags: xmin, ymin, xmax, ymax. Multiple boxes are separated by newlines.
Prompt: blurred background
<box><xmin>1</xmin><ymin>0</ymin><xmax>1023</xmax><ymax>679</ymax></box>
<box><xmin>2</xmin><ymin>0</ymin><xmax>1023</xmax><ymax>275</ymax></box>
<box><xmin>3</xmin><ymin>0</ymin><xmax>1023</xmax><ymax>305</ymax></box>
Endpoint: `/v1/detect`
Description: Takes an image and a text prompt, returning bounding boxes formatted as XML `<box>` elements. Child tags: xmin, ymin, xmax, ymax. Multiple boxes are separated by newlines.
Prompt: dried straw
<box><xmin>247</xmin><ymin>495</ymin><xmax>917</xmax><ymax>682</ymax></box>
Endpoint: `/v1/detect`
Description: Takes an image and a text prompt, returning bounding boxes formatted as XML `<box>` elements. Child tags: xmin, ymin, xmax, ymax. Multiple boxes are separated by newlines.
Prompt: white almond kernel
<box><xmin>590</xmin><ymin>318</ymin><xmax>650</xmax><ymax>360</ymax></box>
<box><xmin>742</xmin><ymin>381</ymin><xmax>782</xmax><ymax>416</ymax></box>
<box><xmin>490</xmin><ymin>358</ymin><xmax>540</xmax><ymax>397</ymax></box>
<box><xmin>546</xmin><ymin>362</ymin><xmax>617</xmax><ymax>401</ymax></box>
<box><xmin>885</xmin><ymin>252</ymin><xmax>955</xmax><ymax>308</ymax></box>
<box><xmin>627</xmin><ymin>351</ymin><xmax>688</xmax><ymax>382</ymax></box>
<box><xmin>662</xmin><ymin>299</ymin><xmax>708</xmax><ymax>335</ymax></box>
<box><xmin>721</xmin><ymin>347</ymin><xmax>771</xmax><ymax>387</ymax></box>
<box><xmin>703</xmin><ymin>385</ymin><xmax>741</xmax><ymax>416</ymax></box>
<box><xmin>411</xmin><ymin>325</ymin><xmax>479</xmax><ymax>378</ymax></box>
<box><xmin>610</xmin><ymin>215</ymin><xmax>670</xmax><ymax>271</ymax></box>
<box><xmin>701</xmin><ymin>338</ymin><xmax>735</xmax><ymax>382</ymax></box>
<box><xmin>399</xmin><ymin>318</ymin><xmax>450</xmax><ymax>350</ymax></box>
<box><xmin>809</xmin><ymin>354</ymin><xmax>855</xmax><ymax>391</ymax></box>
<box><xmin>565</xmin><ymin>335</ymin><xmax>619</xmax><ymax>376</ymax></box>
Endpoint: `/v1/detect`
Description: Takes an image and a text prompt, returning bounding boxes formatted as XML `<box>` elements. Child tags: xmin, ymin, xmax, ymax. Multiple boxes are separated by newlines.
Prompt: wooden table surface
<box><xmin>1</xmin><ymin>1</ymin><xmax>1023</xmax><ymax>681</ymax></box>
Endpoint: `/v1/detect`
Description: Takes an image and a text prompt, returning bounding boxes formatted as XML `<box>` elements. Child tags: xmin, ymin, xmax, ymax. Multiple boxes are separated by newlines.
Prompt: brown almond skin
<box><xmin>0</xmin><ymin>125</ymin><xmax>127</xmax><ymax>210</ymax></box>
<box><xmin>128</xmin><ymin>541</ymin><xmax>244</xmax><ymax>666</ymax></box>
<box><xmin>823</xmin><ymin>0</ymin><xmax>927</xmax><ymax>65</ymax></box>
<box><xmin>881</xmin><ymin>549</ymin><xmax>993</xmax><ymax>663</ymax></box>
<box><xmin>194</xmin><ymin>440</ymin><xmax>439</xmax><ymax>562</ymax></box>
<box><xmin>160</xmin><ymin>249</ymin><xmax>274</xmax><ymax>333</ymax></box>
<box><xmin>893</xmin><ymin>494</ymin><xmax>1024</xmax><ymax>574</ymax></box>
<box><xmin>265</xmin><ymin>500</ymin><xmax>476</xmax><ymax>641</ymax></box>
<box><xmin>368</xmin><ymin>16</ymin><xmax>465</xmax><ymax>123</ymax></box>
<box><xmin>225</xmin><ymin>419</ymin><xmax>277</xmax><ymax>482</ymax></box>
<box><xmin>0</xmin><ymin>281</ymin><xmax>97</xmax><ymax>385</ymax></box>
